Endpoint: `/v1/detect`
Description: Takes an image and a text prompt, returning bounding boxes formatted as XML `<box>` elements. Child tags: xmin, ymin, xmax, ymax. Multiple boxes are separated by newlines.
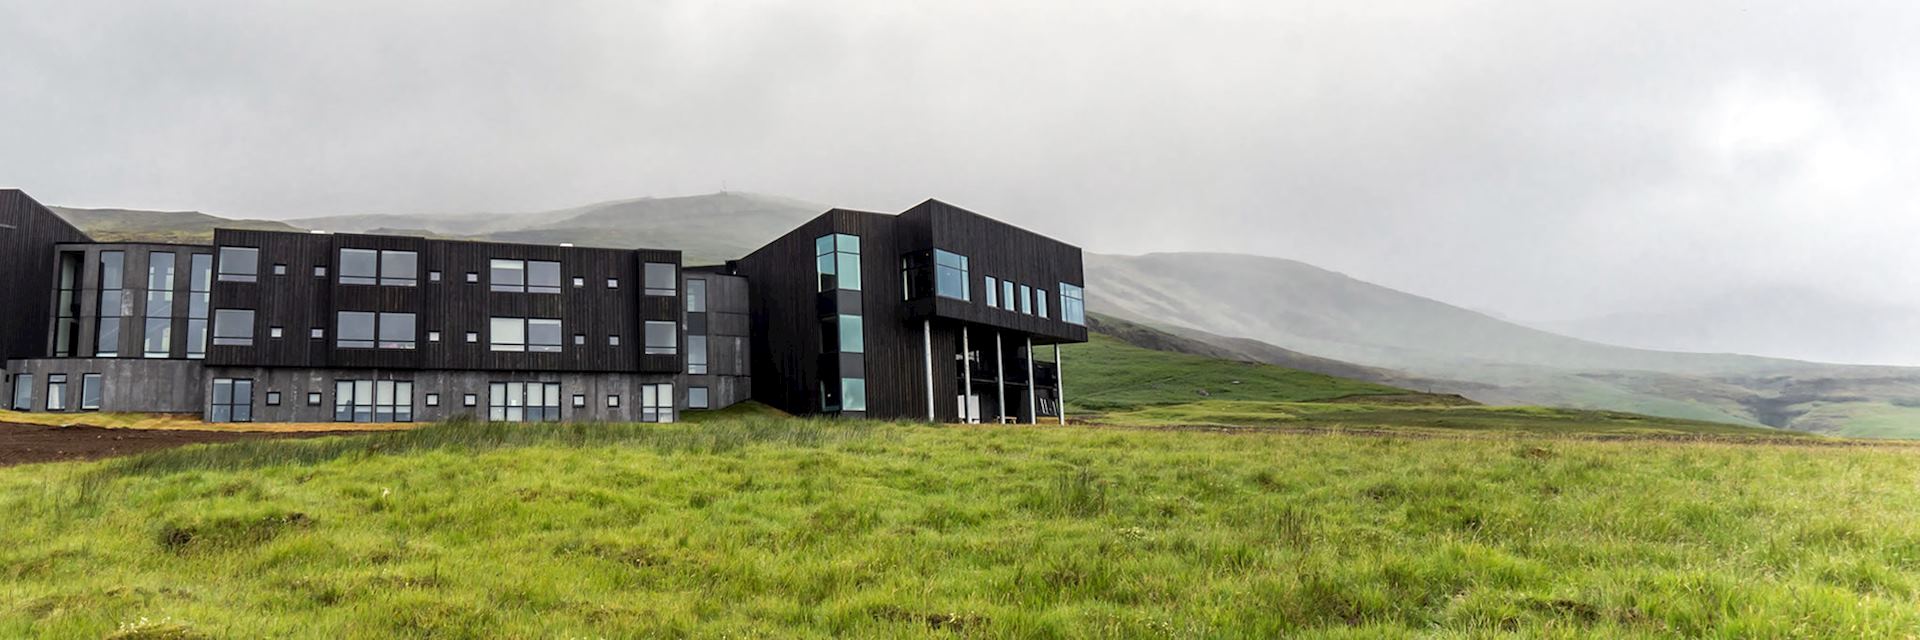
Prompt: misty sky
<box><xmin>3</xmin><ymin>1</ymin><xmax>1917</xmax><ymax>357</ymax></box>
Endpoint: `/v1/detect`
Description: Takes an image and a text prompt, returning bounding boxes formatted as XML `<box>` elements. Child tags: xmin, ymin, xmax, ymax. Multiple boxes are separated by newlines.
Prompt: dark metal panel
<box><xmin>0</xmin><ymin>190</ymin><xmax>92</xmax><ymax>364</ymax></box>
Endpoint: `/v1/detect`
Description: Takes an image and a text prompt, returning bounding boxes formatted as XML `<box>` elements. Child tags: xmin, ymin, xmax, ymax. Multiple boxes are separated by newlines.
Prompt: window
<box><xmin>465</xmin><ymin>332</ymin><xmax>479</xmax><ymax>343</ymax></box>
<box><xmin>10</xmin><ymin>374</ymin><xmax>31</xmax><ymax>411</ymax></box>
<box><xmin>53</xmin><ymin>252</ymin><xmax>81</xmax><ymax>357</ymax></box>
<box><xmin>80</xmin><ymin>374</ymin><xmax>101</xmax><ymax>411</ymax></box>
<box><xmin>212</xmin><ymin>309</ymin><xmax>255</xmax><ymax>346</ymax></box>
<box><xmin>609</xmin><ymin>335</ymin><xmax>620</xmax><ymax>346</ymax></box>
<box><xmin>187</xmin><ymin>254</ymin><xmax>212</xmax><ymax>359</ymax></box>
<box><xmin>985</xmin><ymin>276</ymin><xmax>999</xmax><ymax>309</ymax></box>
<box><xmin>209</xmin><ymin>378</ymin><xmax>253</xmax><ymax>423</ymax></box>
<box><xmin>337</xmin><ymin>312</ymin><xmax>375</xmax><ymax>348</ymax></box>
<box><xmin>640</xmin><ymin>383</ymin><xmax>674</xmax><ymax>422</ymax></box>
<box><xmin>266</xmin><ymin>391</ymin><xmax>282</xmax><ymax>406</ymax></box>
<box><xmin>490</xmin><ymin>317</ymin><xmax>562</xmax><ymax>352</ymax></box>
<box><xmin>334</xmin><ymin>380</ymin><xmax>414</xmax><ymax>422</ymax></box>
<box><xmin>425</xmin><ymin>393</ymin><xmax>440</xmax><ymax>407</ymax></box>
<box><xmin>842</xmin><ymin>378</ymin><xmax>867</xmax><ymax>412</ymax></box>
<box><xmin>46</xmin><ymin>374</ymin><xmax>68</xmax><ymax>411</ymax></box>
<box><xmin>606</xmin><ymin>277</ymin><xmax>619</xmax><ymax>289</ymax></box>
<box><xmin>815</xmin><ymin>233</ymin><xmax>861</xmax><ymax>291</ymax></box>
<box><xmin>645</xmin><ymin>321</ymin><xmax>676</xmax><ymax>355</ymax></box>
<box><xmin>687</xmin><ymin>279</ymin><xmax>707</xmax><ymax>312</ymax></box>
<box><xmin>1037</xmin><ymin>288</ymin><xmax>1050</xmax><ymax>319</ymax></box>
<box><xmin>338</xmin><ymin>312</ymin><xmax>414</xmax><ymax>349</ymax></box>
<box><xmin>1019</xmin><ymin>284</ymin><xmax>1032</xmax><ymax>315</ymax></box>
<box><xmin>269</xmin><ymin>326</ymin><xmax>283</xmax><ymax>339</ymax></box>
<box><xmin>489</xmin><ymin>259</ymin><xmax>561</xmax><ymax>293</ymax></box>
<box><xmin>380</xmin><ymin>251</ymin><xmax>418</xmax><ymax>286</ymax></box>
<box><xmin>96</xmin><ymin>251</ymin><xmax>126</xmax><ymax>357</ymax></box>
<box><xmin>935</xmin><ymin>250</ymin><xmax>969</xmax><ymax>300</ymax></box>
<box><xmin>572</xmin><ymin>276</ymin><xmax>585</xmax><ymax>288</ymax></box>
<box><xmin>1060</xmin><ymin>283</ymin><xmax>1086</xmax><ymax>325</ymax></box>
<box><xmin>428</xmin><ymin>331</ymin><xmax>441</xmax><ymax>342</ymax></box>
<box><xmin>338</xmin><ymin>249</ymin><xmax>377</xmax><ymax>285</ymax></box>
<box><xmin>644</xmin><ymin>262</ymin><xmax>677</xmax><ymax>296</ymax></box>
<box><xmin>311</xmin><ymin>327</ymin><xmax>325</xmax><ymax>339</ymax></box>
<box><xmin>1002</xmin><ymin>280</ymin><xmax>1016</xmax><ymax>311</ymax></box>
<box><xmin>272</xmin><ymin>264</ymin><xmax>287</xmax><ymax>276</ymax></box>
<box><xmin>528</xmin><ymin>319</ymin><xmax>562</xmax><ymax>353</ymax></box>
<box><xmin>822</xmin><ymin>314</ymin><xmax>863</xmax><ymax>353</ymax></box>
<box><xmin>689</xmin><ymin>386</ymin><xmax>709</xmax><ymax>409</ymax></box>
<box><xmin>463</xmin><ymin>394</ymin><xmax>477</xmax><ymax>407</ymax></box>
<box><xmin>464</xmin><ymin>272</ymin><xmax>478</xmax><ymax>283</ymax></box>
<box><xmin>573</xmin><ymin>334</ymin><xmax>585</xmax><ymax>346</ymax></box>
<box><xmin>571</xmin><ymin>394</ymin><xmax>586</xmax><ymax>408</ymax></box>
<box><xmin>341</xmin><ymin>249</ymin><xmax>416</xmax><ymax>286</ymax></box>
<box><xmin>607</xmin><ymin>394</ymin><xmax>620</xmax><ymax>408</ymax></box>
<box><xmin>429</xmin><ymin>270</ymin><xmax>442</xmax><ymax>282</ymax></box>
<box><xmin>314</xmin><ymin>265</ymin><xmax>328</xmax><ymax>278</ymax></box>
<box><xmin>488</xmin><ymin>382</ymin><xmax>561</xmax><ymax>422</ymax></box>
<box><xmin>217</xmin><ymin>247</ymin><xmax>258</xmax><ymax>282</ymax></box>
<box><xmin>687</xmin><ymin>335</ymin><xmax>708</xmax><ymax>374</ymax></box>
<box><xmin>307</xmin><ymin>392</ymin><xmax>322</xmax><ymax>406</ymax></box>
<box><xmin>144</xmin><ymin>252</ymin><xmax>175</xmax><ymax>358</ymax></box>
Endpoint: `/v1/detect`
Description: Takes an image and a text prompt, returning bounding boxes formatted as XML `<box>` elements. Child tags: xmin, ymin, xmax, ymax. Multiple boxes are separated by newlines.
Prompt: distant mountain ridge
<box><xmin>47</xmin><ymin>192</ymin><xmax>1920</xmax><ymax>437</ymax></box>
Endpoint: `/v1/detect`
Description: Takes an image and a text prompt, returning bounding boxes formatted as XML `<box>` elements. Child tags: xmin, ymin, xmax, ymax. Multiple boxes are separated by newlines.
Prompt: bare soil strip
<box><xmin>0</xmin><ymin>422</ymin><xmax>363</xmax><ymax>467</ymax></box>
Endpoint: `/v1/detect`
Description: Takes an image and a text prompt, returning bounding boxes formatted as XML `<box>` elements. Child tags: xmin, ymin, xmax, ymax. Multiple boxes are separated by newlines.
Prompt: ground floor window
<box><xmin>489</xmin><ymin>382</ymin><xmax>560</xmax><ymax>422</ymax></box>
<box><xmin>46</xmin><ymin>374</ymin><xmax>68</xmax><ymax>411</ymax></box>
<box><xmin>640</xmin><ymin>383</ymin><xmax>674</xmax><ymax>423</ymax></box>
<box><xmin>689</xmin><ymin>386</ymin><xmax>709</xmax><ymax>409</ymax></box>
<box><xmin>11</xmin><ymin>374</ymin><xmax>32</xmax><ymax>410</ymax></box>
<box><xmin>80</xmin><ymin>374</ymin><xmax>102</xmax><ymax>411</ymax></box>
<box><xmin>334</xmin><ymin>380</ymin><xmax>414</xmax><ymax>422</ymax></box>
<box><xmin>210</xmin><ymin>378</ymin><xmax>254</xmax><ymax>423</ymax></box>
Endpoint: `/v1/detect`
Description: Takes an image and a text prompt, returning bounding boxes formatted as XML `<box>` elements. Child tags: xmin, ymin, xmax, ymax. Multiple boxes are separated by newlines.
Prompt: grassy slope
<box><xmin>1058</xmin><ymin>332</ymin><xmax>1410</xmax><ymax>411</ymax></box>
<box><xmin>4</xmin><ymin>418</ymin><xmax>1919</xmax><ymax>638</ymax></box>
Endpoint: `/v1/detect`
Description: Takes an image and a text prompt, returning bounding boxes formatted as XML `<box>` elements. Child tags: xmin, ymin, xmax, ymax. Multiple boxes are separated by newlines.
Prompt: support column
<box><xmin>961</xmin><ymin>326</ymin><xmax>973</xmax><ymax>423</ymax></box>
<box><xmin>995</xmin><ymin>331</ymin><xmax>1006</xmax><ymax>424</ymax></box>
<box><xmin>1026</xmin><ymin>337</ymin><xmax>1037</xmax><ymax>424</ymax></box>
<box><xmin>923</xmin><ymin>319</ymin><xmax>935</xmax><ymax>422</ymax></box>
<box><xmin>1055</xmin><ymin>344</ymin><xmax>1065</xmax><ymax>425</ymax></box>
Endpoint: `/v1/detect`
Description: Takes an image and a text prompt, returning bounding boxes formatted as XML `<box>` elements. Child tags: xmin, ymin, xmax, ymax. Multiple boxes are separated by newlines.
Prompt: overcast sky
<box><xmin>3</xmin><ymin>1</ymin><xmax>1917</xmax><ymax>357</ymax></box>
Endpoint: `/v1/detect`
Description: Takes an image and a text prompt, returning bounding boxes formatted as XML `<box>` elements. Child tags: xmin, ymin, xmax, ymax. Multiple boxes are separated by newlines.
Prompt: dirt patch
<box><xmin>0</xmin><ymin>422</ymin><xmax>360</xmax><ymax>467</ymax></box>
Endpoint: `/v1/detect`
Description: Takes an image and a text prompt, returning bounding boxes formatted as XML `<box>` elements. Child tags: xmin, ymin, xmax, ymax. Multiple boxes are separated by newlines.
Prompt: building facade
<box><xmin>0</xmin><ymin>190</ymin><xmax>1085</xmax><ymax>424</ymax></box>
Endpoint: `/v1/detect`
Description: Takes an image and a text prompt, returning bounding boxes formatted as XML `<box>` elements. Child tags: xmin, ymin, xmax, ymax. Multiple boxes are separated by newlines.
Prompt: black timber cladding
<box><xmin>206</xmin><ymin>229</ymin><xmax>682</xmax><ymax>373</ymax></box>
<box><xmin>0</xmin><ymin>190</ymin><xmax>92</xmax><ymax>363</ymax></box>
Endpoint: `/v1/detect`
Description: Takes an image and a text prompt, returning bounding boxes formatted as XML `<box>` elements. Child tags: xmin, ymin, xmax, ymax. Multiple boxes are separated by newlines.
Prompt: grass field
<box><xmin>5</xmin><ymin>416</ymin><xmax>1920</xmax><ymax>638</ymax></box>
<box><xmin>1058</xmin><ymin>332</ymin><xmax>1411</xmax><ymax>411</ymax></box>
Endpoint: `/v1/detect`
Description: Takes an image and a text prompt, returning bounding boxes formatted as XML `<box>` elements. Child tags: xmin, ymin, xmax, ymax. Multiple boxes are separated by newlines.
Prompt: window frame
<box><xmin>216</xmin><ymin>247</ymin><xmax>259</xmax><ymax>283</ymax></box>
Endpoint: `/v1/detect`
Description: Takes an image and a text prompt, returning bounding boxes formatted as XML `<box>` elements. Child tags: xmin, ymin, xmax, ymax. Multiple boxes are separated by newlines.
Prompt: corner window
<box><xmin>815</xmin><ymin>233</ymin><xmax>861</xmax><ymax>291</ymax></box>
<box><xmin>217</xmin><ymin>247</ymin><xmax>258</xmax><ymax>282</ymax></box>
<box><xmin>935</xmin><ymin>250</ymin><xmax>969</xmax><ymax>300</ymax></box>
<box><xmin>212</xmin><ymin>309</ymin><xmax>255</xmax><ymax>346</ymax></box>
<box><xmin>644</xmin><ymin>262</ymin><xmax>677</xmax><ymax>296</ymax></box>
<box><xmin>644</xmin><ymin>321</ymin><xmax>676</xmax><ymax>355</ymax></box>
<box><xmin>1060</xmin><ymin>283</ymin><xmax>1086</xmax><ymax>325</ymax></box>
<box><xmin>822</xmin><ymin>314</ymin><xmax>863</xmax><ymax>354</ymax></box>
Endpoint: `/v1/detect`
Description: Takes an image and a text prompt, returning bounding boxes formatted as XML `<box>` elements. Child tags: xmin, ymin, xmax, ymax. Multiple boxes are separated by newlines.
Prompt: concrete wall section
<box><xmin>6</xmin><ymin>358</ymin><xmax>206</xmax><ymax>413</ymax></box>
<box><xmin>202</xmin><ymin>367</ymin><xmax>681</xmax><ymax>423</ymax></box>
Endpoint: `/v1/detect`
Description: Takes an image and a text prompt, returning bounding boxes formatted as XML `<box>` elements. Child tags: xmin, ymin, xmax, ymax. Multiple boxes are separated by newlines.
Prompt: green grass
<box><xmin>1059</xmin><ymin>333</ymin><xmax>1409</xmax><ymax>411</ymax></box>
<box><xmin>5</xmin><ymin>416</ymin><xmax>1920</xmax><ymax>638</ymax></box>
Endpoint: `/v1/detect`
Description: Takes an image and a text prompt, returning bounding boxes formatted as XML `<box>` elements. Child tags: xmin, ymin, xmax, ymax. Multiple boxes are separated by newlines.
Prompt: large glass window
<box><xmin>10</xmin><ymin>374</ymin><xmax>31</xmax><ymax>411</ymax></box>
<box><xmin>842</xmin><ymin>378</ymin><xmax>867</xmax><ymax>412</ymax></box>
<box><xmin>53</xmin><ymin>252</ymin><xmax>82</xmax><ymax>356</ymax></box>
<box><xmin>339</xmin><ymin>249</ymin><xmax>379</xmax><ymax>285</ymax></box>
<box><xmin>489</xmin><ymin>317</ymin><xmax>563</xmax><ymax>352</ymax></box>
<box><xmin>686</xmin><ymin>279</ymin><xmax>706</xmax><ymax>312</ymax></box>
<box><xmin>488</xmin><ymin>382</ymin><xmax>561</xmax><ymax>422</ymax></box>
<box><xmin>645</xmin><ymin>321</ymin><xmax>677</xmax><ymax>355</ymax></box>
<box><xmin>821</xmin><ymin>314</ymin><xmax>863</xmax><ymax>353</ymax></box>
<box><xmin>46</xmin><ymin>374</ymin><xmax>68</xmax><ymax>411</ymax></box>
<box><xmin>144</xmin><ymin>252</ymin><xmax>175</xmax><ymax>358</ymax></box>
<box><xmin>209</xmin><ymin>378</ymin><xmax>253</xmax><ymax>423</ymax></box>
<box><xmin>490</xmin><ymin>259</ymin><xmax>524</xmax><ymax>292</ymax></box>
<box><xmin>377</xmin><ymin>313</ymin><xmax>416</xmax><ymax>349</ymax></box>
<box><xmin>337</xmin><ymin>311</ymin><xmax>376</xmax><ymax>348</ymax></box>
<box><xmin>527</xmin><ymin>319</ymin><xmax>562</xmax><ymax>353</ymax></box>
<box><xmin>815</xmin><ymin>233</ymin><xmax>861</xmax><ymax>291</ymax></box>
<box><xmin>640</xmin><ymin>383</ymin><xmax>675</xmax><ymax>423</ymax></box>
<box><xmin>1019</xmin><ymin>284</ymin><xmax>1033</xmax><ymax>315</ymax></box>
<box><xmin>212</xmin><ymin>309</ymin><xmax>255</xmax><ymax>346</ymax></box>
<box><xmin>80</xmin><ymin>374</ymin><xmax>102</xmax><ymax>411</ymax></box>
<box><xmin>687</xmin><ymin>335</ymin><xmax>708</xmax><ymax>374</ymax></box>
<box><xmin>527</xmin><ymin>260</ymin><xmax>561</xmax><ymax>294</ymax></box>
<box><xmin>216</xmin><ymin>247</ymin><xmax>258</xmax><ymax>282</ymax></box>
<box><xmin>1060</xmin><ymin>283</ymin><xmax>1086</xmax><ymax>325</ymax></box>
<box><xmin>187</xmin><ymin>254</ymin><xmax>212</xmax><ymax>358</ymax></box>
<box><xmin>334</xmin><ymin>380</ymin><xmax>413</xmax><ymax>422</ymax></box>
<box><xmin>380</xmin><ymin>251</ymin><xmax>418</xmax><ymax>286</ymax></box>
<box><xmin>935</xmin><ymin>250</ymin><xmax>969</xmax><ymax>301</ymax></box>
<box><xmin>96</xmin><ymin>251</ymin><xmax>126</xmax><ymax>356</ymax></box>
<box><xmin>644</xmin><ymin>262</ymin><xmax>677</xmax><ymax>296</ymax></box>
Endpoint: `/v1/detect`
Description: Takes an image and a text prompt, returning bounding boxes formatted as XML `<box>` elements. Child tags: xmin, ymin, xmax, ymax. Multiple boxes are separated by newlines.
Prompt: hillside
<box><xmin>49</xmin><ymin>207</ymin><xmax>303</xmax><ymax>243</ymax></box>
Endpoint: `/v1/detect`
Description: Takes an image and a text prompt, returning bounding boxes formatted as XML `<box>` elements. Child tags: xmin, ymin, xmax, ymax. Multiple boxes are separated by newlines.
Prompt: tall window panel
<box><xmin>144</xmin><ymin>252</ymin><xmax>175</xmax><ymax>358</ymax></box>
<box><xmin>1059</xmin><ymin>283</ymin><xmax>1086</xmax><ymax>325</ymax></box>
<box><xmin>53</xmin><ymin>252</ymin><xmax>82</xmax><ymax>356</ymax></box>
<box><xmin>95</xmin><ymin>251</ymin><xmax>126</xmax><ymax>357</ymax></box>
<box><xmin>686</xmin><ymin>279</ymin><xmax>707</xmax><ymax>312</ymax></box>
<box><xmin>640</xmin><ymin>383</ymin><xmax>675</xmax><ymax>423</ymax></box>
<box><xmin>45</xmin><ymin>374</ymin><xmax>68</xmax><ymax>411</ymax></box>
<box><xmin>687</xmin><ymin>335</ymin><xmax>708</xmax><ymax>374</ymax></box>
<box><xmin>80</xmin><ymin>374</ymin><xmax>102</xmax><ymax>411</ymax></box>
<box><xmin>815</xmin><ymin>233</ymin><xmax>861</xmax><ymax>291</ymax></box>
<box><xmin>187</xmin><ymin>254</ymin><xmax>212</xmax><ymax>358</ymax></box>
<box><xmin>10</xmin><ymin>374</ymin><xmax>31</xmax><ymax>411</ymax></box>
